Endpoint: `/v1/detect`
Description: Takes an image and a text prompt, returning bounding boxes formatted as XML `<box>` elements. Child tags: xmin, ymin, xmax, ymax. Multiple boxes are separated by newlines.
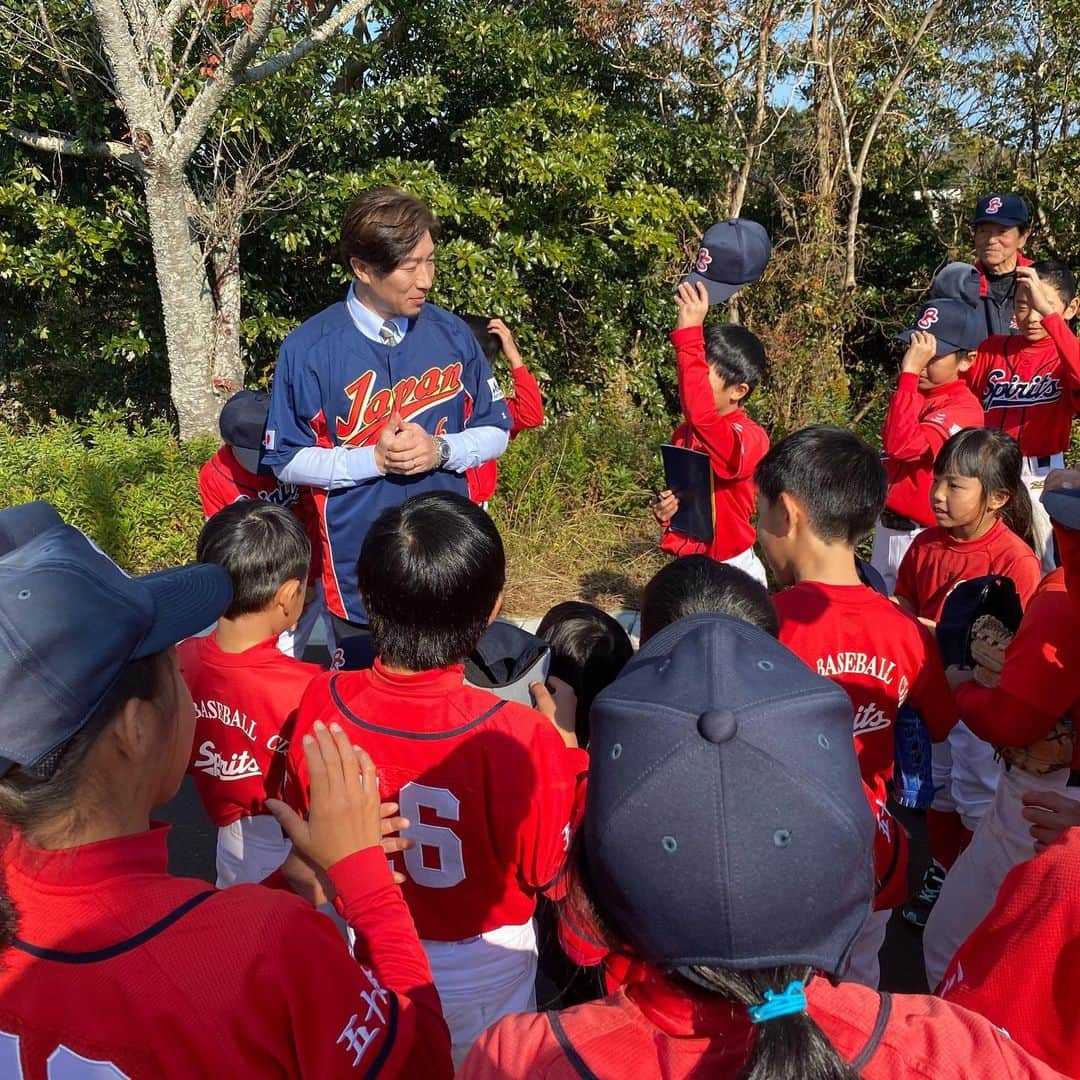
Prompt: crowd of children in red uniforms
<box><xmin>2</xmin><ymin>187</ymin><xmax>1080</xmax><ymax>1079</ymax></box>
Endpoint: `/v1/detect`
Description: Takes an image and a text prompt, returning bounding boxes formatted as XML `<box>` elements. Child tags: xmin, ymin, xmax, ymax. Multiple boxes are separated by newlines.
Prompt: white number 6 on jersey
<box><xmin>397</xmin><ymin>782</ymin><xmax>465</xmax><ymax>888</ymax></box>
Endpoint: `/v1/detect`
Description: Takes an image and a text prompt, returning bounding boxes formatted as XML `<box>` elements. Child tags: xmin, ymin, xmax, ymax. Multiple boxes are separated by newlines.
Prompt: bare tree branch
<box><xmin>7</xmin><ymin>125</ymin><xmax>147</xmax><ymax>173</ymax></box>
<box><xmin>240</xmin><ymin>0</ymin><xmax>373</xmax><ymax>83</ymax></box>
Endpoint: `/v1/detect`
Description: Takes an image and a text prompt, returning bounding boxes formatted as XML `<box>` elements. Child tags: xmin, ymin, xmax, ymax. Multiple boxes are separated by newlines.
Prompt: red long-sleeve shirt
<box><xmin>660</xmin><ymin>326</ymin><xmax>770</xmax><ymax>562</ymax></box>
<box><xmin>0</xmin><ymin>826</ymin><xmax>452</xmax><ymax>1078</ymax></box>
<box><xmin>965</xmin><ymin>314</ymin><xmax>1080</xmax><ymax>457</ymax></box>
<box><xmin>881</xmin><ymin>373</ymin><xmax>984</xmax><ymax>526</ymax></box>
<box><xmin>467</xmin><ymin>367</ymin><xmax>544</xmax><ymax>503</ymax></box>
<box><xmin>954</xmin><ymin>569</ymin><xmax>1080</xmax><ymax>766</ymax></box>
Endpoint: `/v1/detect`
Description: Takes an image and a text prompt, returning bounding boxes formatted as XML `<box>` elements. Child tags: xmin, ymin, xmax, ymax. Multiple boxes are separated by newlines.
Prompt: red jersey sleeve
<box><xmin>198</xmin><ymin>451</ymin><xmax>232</xmax><ymax>518</ymax></box>
<box><xmin>894</xmin><ymin>541</ymin><xmax>921</xmax><ymax>610</ymax></box>
<box><xmin>258</xmin><ymin>848</ymin><xmax>452</xmax><ymax>1078</ymax></box>
<box><xmin>1056</xmin><ymin>524</ymin><xmax>1080</xmax><ymax>611</ymax></box>
<box><xmin>906</xmin><ymin>623</ymin><xmax>957</xmax><ymax>742</ymax></box>
<box><xmin>670</xmin><ymin>326</ymin><xmax>766</xmax><ymax>480</ymax></box>
<box><xmin>1043</xmin><ymin>313</ymin><xmax>1080</xmax><ymax>394</ymax></box>
<box><xmin>882</xmin><ymin>372</ymin><xmax>948</xmax><ymax>464</ymax></box>
<box><xmin>507</xmin><ymin>367</ymin><xmax>544</xmax><ymax>432</ymax></box>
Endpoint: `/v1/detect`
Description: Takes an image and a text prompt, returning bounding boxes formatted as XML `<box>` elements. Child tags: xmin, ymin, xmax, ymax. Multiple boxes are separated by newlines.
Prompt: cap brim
<box><xmin>894</xmin><ymin>329</ymin><xmax>962</xmax><ymax>358</ymax></box>
<box><xmin>230</xmin><ymin>444</ymin><xmax>263</xmax><ymax>475</ymax></box>
<box><xmin>1043</xmin><ymin>489</ymin><xmax>1080</xmax><ymax>531</ymax></box>
<box><xmin>134</xmin><ymin>563</ymin><xmax>233</xmax><ymax>656</ymax></box>
<box><xmin>680</xmin><ymin>272</ymin><xmax>741</xmax><ymax>305</ymax></box>
<box><xmin>972</xmin><ymin>215</ymin><xmax>1028</xmax><ymax>228</ymax></box>
<box><xmin>0</xmin><ymin>503</ymin><xmax>64</xmax><ymax>555</ymax></box>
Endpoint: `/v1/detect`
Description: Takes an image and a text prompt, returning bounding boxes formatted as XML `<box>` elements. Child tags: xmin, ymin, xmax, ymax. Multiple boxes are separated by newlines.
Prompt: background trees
<box><xmin>2</xmin><ymin>0</ymin><xmax>1080</xmax><ymax>437</ymax></box>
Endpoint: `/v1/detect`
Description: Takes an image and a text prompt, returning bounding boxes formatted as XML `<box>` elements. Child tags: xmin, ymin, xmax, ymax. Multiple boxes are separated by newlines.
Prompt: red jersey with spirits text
<box><xmin>179</xmin><ymin>634</ymin><xmax>321</xmax><ymax>826</ymax></box>
<box><xmin>286</xmin><ymin>662</ymin><xmax>587</xmax><ymax>941</ymax></box>
<box><xmin>881</xmin><ymin>373</ymin><xmax>984</xmax><ymax>527</ymax></box>
<box><xmin>0</xmin><ymin>827</ymin><xmax>451</xmax><ymax>1079</ymax></box>
<box><xmin>895</xmin><ymin>519</ymin><xmax>1042</xmax><ymax>623</ymax></box>
<box><xmin>660</xmin><ymin>327</ymin><xmax>770</xmax><ymax>562</ymax></box>
<box><xmin>965</xmin><ymin>314</ymin><xmax>1080</xmax><ymax>457</ymax></box>
<box><xmin>467</xmin><ymin>367</ymin><xmax>545</xmax><ymax>503</ymax></box>
<box><xmin>775</xmin><ymin>582</ymin><xmax>956</xmax><ymax>806</ymax></box>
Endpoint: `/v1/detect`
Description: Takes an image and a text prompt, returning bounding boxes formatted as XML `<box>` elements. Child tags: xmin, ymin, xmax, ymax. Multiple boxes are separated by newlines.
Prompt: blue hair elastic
<box><xmin>747</xmin><ymin>980</ymin><xmax>807</xmax><ymax>1023</ymax></box>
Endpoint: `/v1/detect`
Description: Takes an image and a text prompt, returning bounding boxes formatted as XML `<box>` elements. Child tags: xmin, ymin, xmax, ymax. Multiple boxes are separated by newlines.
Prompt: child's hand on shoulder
<box><xmin>488</xmin><ymin>318</ymin><xmax>523</xmax><ymax>368</ymax></box>
<box><xmin>1016</xmin><ymin>265</ymin><xmax>1057</xmax><ymax>317</ymax></box>
<box><xmin>674</xmin><ymin>282</ymin><xmax>710</xmax><ymax>329</ymax></box>
<box><xmin>901</xmin><ymin>331</ymin><xmax>937</xmax><ymax>374</ymax></box>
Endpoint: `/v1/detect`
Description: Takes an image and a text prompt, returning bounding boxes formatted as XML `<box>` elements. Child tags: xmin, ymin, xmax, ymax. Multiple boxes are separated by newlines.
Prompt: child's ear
<box><xmin>777</xmin><ymin>491</ymin><xmax>801</xmax><ymax>537</ymax></box>
<box><xmin>487</xmin><ymin>590</ymin><xmax>504</xmax><ymax>626</ymax></box>
<box><xmin>1063</xmin><ymin>296</ymin><xmax>1080</xmax><ymax>322</ymax></box>
<box><xmin>986</xmin><ymin>488</ymin><xmax>1010</xmax><ymax>514</ymax></box>
<box><xmin>956</xmin><ymin>350</ymin><xmax>975</xmax><ymax>372</ymax></box>
<box><xmin>729</xmin><ymin>381</ymin><xmax>752</xmax><ymax>404</ymax></box>
<box><xmin>275</xmin><ymin>578</ymin><xmax>304</xmax><ymax>613</ymax></box>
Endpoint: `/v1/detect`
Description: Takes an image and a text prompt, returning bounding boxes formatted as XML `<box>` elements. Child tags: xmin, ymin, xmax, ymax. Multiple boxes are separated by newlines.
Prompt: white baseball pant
<box><xmin>923</xmin><ymin>764</ymin><xmax>1080</xmax><ymax>990</ymax></box>
<box><xmin>725</xmin><ymin>544</ymin><xmax>768</xmax><ymax>587</ymax></box>
<box><xmin>424</xmin><ymin>919</ymin><xmax>538</xmax><ymax>1068</ymax></box>
<box><xmin>869</xmin><ymin>520</ymin><xmax>924</xmax><ymax>595</ymax></box>
<box><xmin>1022</xmin><ymin>453</ymin><xmax>1063</xmax><ymax>573</ymax></box>
<box><xmin>216</xmin><ymin>814</ymin><xmax>291</xmax><ymax>887</ymax></box>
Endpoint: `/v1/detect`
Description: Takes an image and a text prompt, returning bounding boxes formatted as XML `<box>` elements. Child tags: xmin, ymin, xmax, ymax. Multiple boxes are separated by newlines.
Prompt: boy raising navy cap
<box><xmin>971</xmin><ymin>192</ymin><xmax>1033</xmax><ymax>338</ymax></box>
<box><xmin>0</xmin><ymin>501</ymin><xmax>452</xmax><ymax>1077</ymax></box>
<box><xmin>755</xmin><ymin>426</ymin><xmax>957</xmax><ymax>988</ymax></box>
<box><xmin>459</xmin><ymin>615</ymin><xmax>1066</xmax><ymax>1079</ymax></box>
<box><xmin>284</xmin><ymin>491</ymin><xmax>586</xmax><ymax>1065</ymax></box>
<box><xmin>870</xmin><ymin>298</ymin><xmax>986</xmax><ymax>590</ymax></box>
<box><xmin>651</xmin><ymin>271</ymin><xmax>771</xmax><ymax>584</ymax></box>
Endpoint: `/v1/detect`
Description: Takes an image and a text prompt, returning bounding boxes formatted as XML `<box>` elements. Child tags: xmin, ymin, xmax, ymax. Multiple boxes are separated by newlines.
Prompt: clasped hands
<box><xmin>374</xmin><ymin>410</ymin><xmax>440</xmax><ymax>476</ymax></box>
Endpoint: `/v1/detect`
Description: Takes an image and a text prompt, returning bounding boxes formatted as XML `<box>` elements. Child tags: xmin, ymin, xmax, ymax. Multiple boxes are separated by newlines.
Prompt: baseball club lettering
<box><xmin>336</xmin><ymin>967</ymin><xmax>391</xmax><ymax>1067</ymax></box>
<box><xmin>266</xmin><ymin>733</ymin><xmax>290</xmax><ymax>755</ymax></box>
<box><xmin>816</xmin><ymin>652</ymin><xmax>897</xmax><ymax>685</ymax></box>
<box><xmin>983</xmin><ymin>369</ymin><xmax>1062</xmax><ymax>410</ymax></box>
<box><xmin>917</xmin><ymin>307</ymin><xmax>939</xmax><ymax>330</ymax></box>
<box><xmin>853</xmin><ymin>701</ymin><xmax>891</xmax><ymax>735</ymax></box>
<box><xmin>335</xmin><ymin>363</ymin><xmax>464</xmax><ymax>447</ymax></box>
<box><xmin>194</xmin><ymin>699</ymin><xmax>256</xmax><ymax>741</ymax></box>
<box><xmin>193</xmin><ymin>740</ymin><xmax>262</xmax><ymax>782</ymax></box>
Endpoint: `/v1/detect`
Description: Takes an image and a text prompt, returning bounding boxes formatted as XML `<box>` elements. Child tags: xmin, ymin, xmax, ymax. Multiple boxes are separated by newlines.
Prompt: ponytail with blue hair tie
<box><xmin>748</xmin><ymin>980</ymin><xmax>807</xmax><ymax>1024</ymax></box>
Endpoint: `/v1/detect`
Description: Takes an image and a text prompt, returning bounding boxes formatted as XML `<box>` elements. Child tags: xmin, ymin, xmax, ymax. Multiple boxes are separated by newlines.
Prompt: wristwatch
<box><xmin>434</xmin><ymin>435</ymin><xmax>451</xmax><ymax>469</ymax></box>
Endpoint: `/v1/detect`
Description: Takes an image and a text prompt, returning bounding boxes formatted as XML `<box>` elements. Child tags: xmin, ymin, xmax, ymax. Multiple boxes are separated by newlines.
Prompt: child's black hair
<box><xmin>459</xmin><ymin>315</ymin><xmax>501</xmax><ymax>363</ymax></box>
<box><xmin>537</xmin><ymin>602</ymin><xmax>634</xmax><ymax>748</ymax></box>
<box><xmin>197</xmin><ymin>501</ymin><xmax>310</xmax><ymax>619</ymax></box>
<box><xmin>934</xmin><ymin>428</ymin><xmax>1035</xmax><ymax>550</ymax></box>
<box><xmin>358</xmin><ymin>491</ymin><xmax>505</xmax><ymax>671</ymax></box>
<box><xmin>703</xmin><ymin>324</ymin><xmax>768</xmax><ymax>398</ymax></box>
<box><xmin>1031</xmin><ymin>259</ymin><xmax>1077</xmax><ymax>307</ymax></box>
<box><xmin>754</xmin><ymin>426</ymin><xmax>887</xmax><ymax>546</ymax></box>
<box><xmin>639</xmin><ymin>556</ymin><xmax>778</xmax><ymax>644</ymax></box>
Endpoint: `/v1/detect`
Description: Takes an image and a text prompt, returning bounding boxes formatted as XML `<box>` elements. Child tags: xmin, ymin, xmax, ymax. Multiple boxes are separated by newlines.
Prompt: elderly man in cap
<box><xmin>971</xmin><ymin>192</ymin><xmax>1033</xmax><ymax>338</ymax></box>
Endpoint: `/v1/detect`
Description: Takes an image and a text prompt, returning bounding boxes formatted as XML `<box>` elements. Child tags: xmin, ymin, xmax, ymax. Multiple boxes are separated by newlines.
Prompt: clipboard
<box><xmin>661</xmin><ymin>444</ymin><xmax>715</xmax><ymax>544</ymax></box>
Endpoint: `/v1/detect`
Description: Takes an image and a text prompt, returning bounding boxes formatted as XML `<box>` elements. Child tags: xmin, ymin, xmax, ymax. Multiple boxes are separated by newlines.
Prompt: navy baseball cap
<box><xmin>896</xmin><ymin>298</ymin><xmax>986</xmax><ymax>357</ymax></box>
<box><xmin>930</xmin><ymin>262</ymin><xmax>981</xmax><ymax>307</ymax></box>
<box><xmin>0</xmin><ymin>503</ymin><xmax>232</xmax><ymax>777</ymax></box>
<box><xmin>972</xmin><ymin>193</ymin><xmax>1030</xmax><ymax>228</ymax></box>
<box><xmin>584</xmin><ymin>613</ymin><xmax>874</xmax><ymax>977</ymax></box>
<box><xmin>219</xmin><ymin>389</ymin><xmax>271</xmax><ymax>475</ymax></box>
<box><xmin>681</xmin><ymin>219</ymin><xmax>772</xmax><ymax>305</ymax></box>
<box><xmin>1043</xmin><ymin>487</ymin><xmax>1080</xmax><ymax>531</ymax></box>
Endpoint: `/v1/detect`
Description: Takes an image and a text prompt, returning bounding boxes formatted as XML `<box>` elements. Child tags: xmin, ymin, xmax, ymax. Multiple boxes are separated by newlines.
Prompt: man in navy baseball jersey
<box><xmin>263</xmin><ymin>188</ymin><xmax>512</xmax><ymax>667</ymax></box>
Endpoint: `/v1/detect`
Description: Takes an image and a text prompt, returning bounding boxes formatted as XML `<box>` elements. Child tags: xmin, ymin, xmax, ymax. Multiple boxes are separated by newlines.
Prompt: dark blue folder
<box><xmin>661</xmin><ymin>444</ymin><xmax>715</xmax><ymax>544</ymax></box>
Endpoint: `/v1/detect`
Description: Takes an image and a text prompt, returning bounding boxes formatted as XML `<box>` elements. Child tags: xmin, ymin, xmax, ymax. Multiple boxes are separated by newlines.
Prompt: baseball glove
<box><xmin>969</xmin><ymin>614</ymin><xmax>1013</xmax><ymax>688</ymax></box>
<box><xmin>999</xmin><ymin>717</ymin><xmax>1076</xmax><ymax>776</ymax></box>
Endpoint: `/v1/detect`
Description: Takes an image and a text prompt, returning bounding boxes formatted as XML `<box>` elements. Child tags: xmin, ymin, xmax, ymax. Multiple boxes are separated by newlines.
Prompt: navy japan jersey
<box><xmin>263</xmin><ymin>301</ymin><xmax>512</xmax><ymax>622</ymax></box>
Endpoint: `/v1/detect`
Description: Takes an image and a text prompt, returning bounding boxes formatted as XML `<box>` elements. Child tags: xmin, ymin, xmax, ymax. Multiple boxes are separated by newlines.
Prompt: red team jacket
<box><xmin>467</xmin><ymin>367</ymin><xmax>544</xmax><ymax>503</ymax></box>
<box><xmin>178</xmin><ymin>633</ymin><xmax>322</xmax><ymax>826</ymax></box>
<box><xmin>954</xmin><ymin>569</ymin><xmax>1080</xmax><ymax>768</ymax></box>
<box><xmin>881</xmin><ymin>372</ymin><xmax>984</xmax><ymax>527</ymax></box>
<box><xmin>285</xmin><ymin>661</ymin><xmax>587</xmax><ymax>941</ymax></box>
<box><xmin>965</xmin><ymin>313</ymin><xmax>1080</xmax><ymax>458</ymax></box>
<box><xmin>0</xmin><ymin>827</ymin><xmax>452</xmax><ymax>1078</ymax></box>
<box><xmin>894</xmin><ymin>519</ymin><xmax>1043</xmax><ymax>622</ymax></box>
<box><xmin>198</xmin><ymin>444</ymin><xmax>322</xmax><ymax>583</ymax></box>
<box><xmin>775</xmin><ymin>582</ymin><xmax>956</xmax><ymax>806</ymax></box>
<box><xmin>941</xmin><ymin>828</ymin><xmax>1080</xmax><ymax>1076</ymax></box>
<box><xmin>661</xmin><ymin>327</ymin><xmax>770</xmax><ymax>562</ymax></box>
<box><xmin>459</xmin><ymin>964</ymin><xmax>1066</xmax><ymax>1078</ymax></box>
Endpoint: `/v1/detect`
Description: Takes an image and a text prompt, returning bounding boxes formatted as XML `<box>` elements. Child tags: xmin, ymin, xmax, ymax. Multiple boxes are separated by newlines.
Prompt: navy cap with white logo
<box><xmin>972</xmin><ymin>193</ymin><xmax>1030</xmax><ymax>229</ymax></box>
<box><xmin>896</xmin><ymin>298</ymin><xmax>986</xmax><ymax>357</ymax></box>
<box><xmin>219</xmin><ymin>389</ymin><xmax>271</xmax><ymax>475</ymax></box>
<box><xmin>681</xmin><ymin>219</ymin><xmax>772</xmax><ymax>305</ymax></box>
<box><xmin>0</xmin><ymin>503</ymin><xmax>232</xmax><ymax>777</ymax></box>
<box><xmin>584</xmin><ymin>613</ymin><xmax>874</xmax><ymax>977</ymax></box>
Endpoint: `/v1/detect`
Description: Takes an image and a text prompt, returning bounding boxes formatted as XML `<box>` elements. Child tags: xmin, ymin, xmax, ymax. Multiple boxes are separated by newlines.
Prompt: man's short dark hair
<box><xmin>640</xmin><ymin>556</ymin><xmax>777</xmax><ymax>644</ymax></box>
<box><xmin>537</xmin><ymin>601</ymin><xmax>634</xmax><ymax>748</ymax></box>
<box><xmin>196</xmin><ymin>501</ymin><xmax>310</xmax><ymax>619</ymax></box>
<box><xmin>754</xmin><ymin>426</ymin><xmax>886</xmax><ymax>546</ymax></box>
<box><xmin>358</xmin><ymin>492</ymin><xmax>505</xmax><ymax>670</ymax></box>
<box><xmin>704</xmin><ymin>324</ymin><xmax>768</xmax><ymax>397</ymax></box>
<box><xmin>340</xmin><ymin>187</ymin><xmax>440</xmax><ymax>276</ymax></box>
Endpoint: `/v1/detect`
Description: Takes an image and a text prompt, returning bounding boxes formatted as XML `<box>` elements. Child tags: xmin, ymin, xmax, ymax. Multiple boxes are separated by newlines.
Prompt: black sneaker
<box><xmin>903</xmin><ymin>862</ymin><xmax>946</xmax><ymax>928</ymax></box>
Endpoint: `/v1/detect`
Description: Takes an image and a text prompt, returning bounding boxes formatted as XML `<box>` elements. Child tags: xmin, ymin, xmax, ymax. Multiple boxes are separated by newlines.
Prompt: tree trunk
<box><xmin>142</xmin><ymin>163</ymin><xmax>243</xmax><ymax>438</ymax></box>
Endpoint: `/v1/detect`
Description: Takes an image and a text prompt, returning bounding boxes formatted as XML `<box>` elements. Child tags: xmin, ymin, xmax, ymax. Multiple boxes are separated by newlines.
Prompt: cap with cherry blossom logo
<box><xmin>895</xmin><ymin>298</ymin><xmax>986</xmax><ymax>358</ymax></box>
<box><xmin>680</xmin><ymin>219</ymin><xmax>772</xmax><ymax>305</ymax></box>
<box><xmin>972</xmin><ymin>193</ymin><xmax>1030</xmax><ymax>229</ymax></box>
